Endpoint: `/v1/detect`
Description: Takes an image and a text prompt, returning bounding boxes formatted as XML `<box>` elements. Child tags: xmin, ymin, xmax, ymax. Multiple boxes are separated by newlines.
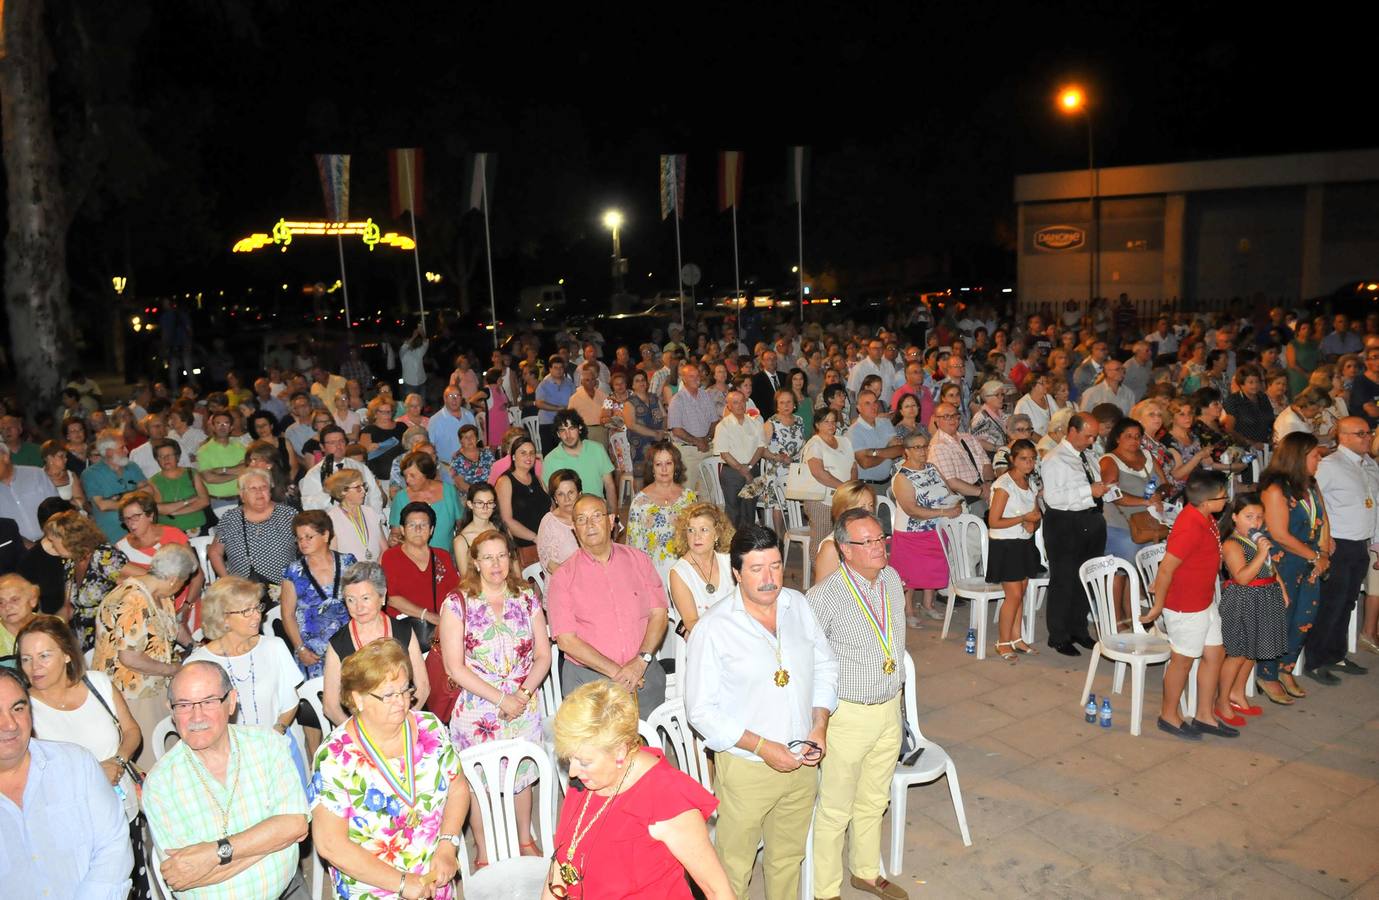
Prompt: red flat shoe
<box><xmin>1229</xmin><ymin>701</ymin><xmax>1263</xmax><ymax>716</ymax></box>
<box><xmin>1215</xmin><ymin>707</ymin><xmax>1247</xmax><ymax>727</ymax></box>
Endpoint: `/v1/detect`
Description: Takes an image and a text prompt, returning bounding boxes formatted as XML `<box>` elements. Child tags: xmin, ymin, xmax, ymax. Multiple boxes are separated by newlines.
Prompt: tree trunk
<box><xmin>1</xmin><ymin>0</ymin><xmax>76</xmax><ymax>420</ymax></box>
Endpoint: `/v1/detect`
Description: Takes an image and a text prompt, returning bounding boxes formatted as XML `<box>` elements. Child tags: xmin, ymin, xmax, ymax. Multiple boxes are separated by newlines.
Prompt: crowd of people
<box><xmin>1</xmin><ymin>294</ymin><xmax>1377</xmax><ymax>898</ymax></box>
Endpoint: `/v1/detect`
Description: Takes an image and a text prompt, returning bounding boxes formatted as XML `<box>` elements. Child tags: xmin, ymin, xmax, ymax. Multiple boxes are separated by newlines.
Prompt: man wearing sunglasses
<box><xmin>143</xmin><ymin>661</ymin><xmax>310</xmax><ymax>898</ymax></box>
<box><xmin>805</xmin><ymin>508</ymin><xmax>909</xmax><ymax>900</ymax></box>
<box><xmin>685</xmin><ymin>524</ymin><xmax>838</xmax><ymax>900</ymax></box>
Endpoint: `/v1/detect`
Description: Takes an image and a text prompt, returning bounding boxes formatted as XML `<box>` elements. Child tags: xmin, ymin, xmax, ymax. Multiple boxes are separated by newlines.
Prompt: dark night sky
<box><xmin>103</xmin><ymin>2</ymin><xmax>1374</xmax><ymax>303</ymax></box>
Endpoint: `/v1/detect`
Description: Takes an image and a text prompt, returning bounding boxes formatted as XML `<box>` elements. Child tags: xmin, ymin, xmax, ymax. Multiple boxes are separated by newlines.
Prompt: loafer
<box><xmin>1304</xmin><ymin>666</ymin><xmax>1342</xmax><ymax>686</ymax></box>
<box><xmin>850</xmin><ymin>875</ymin><xmax>909</xmax><ymax>899</ymax></box>
<box><xmin>1049</xmin><ymin>641</ymin><xmax>1080</xmax><ymax>657</ymax></box>
<box><xmin>1157</xmin><ymin>717</ymin><xmax>1202</xmax><ymax>741</ymax></box>
<box><xmin>1191</xmin><ymin>719</ymin><xmax>1240</xmax><ymax>738</ymax></box>
<box><xmin>1072</xmin><ymin>635</ymin><xmax>1097</xmax><ymax>650</ymax></box>
<box><xmin>1333</xmin><ymin>657</ymin><xmax>1369</xmax><ymax>675</ymax></box>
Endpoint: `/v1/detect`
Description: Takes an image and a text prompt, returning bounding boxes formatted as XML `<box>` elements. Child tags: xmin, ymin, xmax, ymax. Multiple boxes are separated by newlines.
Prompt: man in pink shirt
<box><xmin>546</xmin><ymin>493</ymin><xmax>669</xmax><ymax>715</ymax></box>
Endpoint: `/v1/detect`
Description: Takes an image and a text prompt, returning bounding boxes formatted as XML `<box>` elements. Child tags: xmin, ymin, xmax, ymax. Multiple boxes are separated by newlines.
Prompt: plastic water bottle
<box><xmin>1240</xmin><ymin>450</ymin><xmax>1257</xmax><ymax>466</ymax></box>
<box><xmin>964</xmin><ymin>628</ymin><xmax>976</xmax><ymax>655</ymax></box>
<box><xmin>1084</xmin><ymin>694</ymin><xmax>1097</xmax><ymax>724</ymax></box>
<box><xmin>1099</xmin><ymin>697</ymin><xmax>1113</xmax><ymax>728</ymax></box>
<box><xmin>1143</xmin><ymin>476</ymin><xmax>1158</xmax><ymax>500</ymax></box>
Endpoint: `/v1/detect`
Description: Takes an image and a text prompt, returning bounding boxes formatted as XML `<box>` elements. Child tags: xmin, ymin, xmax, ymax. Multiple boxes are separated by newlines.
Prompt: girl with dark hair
<box><xmin>1257</xmin><ymin>431</ymin><xmax>1329</xmax><ymax>702</ymax></box>
<box><xmin>452</xmin><ymin>481</ymin><xmax>505</xmax><ymax>574</ymax></box>
<box><xmin>985</xmin><ymin>439</ymin><xmax>1044</xmax><ymax>659</ymax></box>
<box><xmin>1219</xmin><ymin>493</ymin><xmax>1290</xmax><ymax>712</ymax></box>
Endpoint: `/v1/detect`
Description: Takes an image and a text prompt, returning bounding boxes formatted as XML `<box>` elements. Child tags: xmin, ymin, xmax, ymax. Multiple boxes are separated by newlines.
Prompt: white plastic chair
<box><xmin>295</xmin><ymin>680</ymin><xmax>328</xmax><ymax>897</ymax></box>
<box><xmin>875</xmin><ymin>496</ymin><xmax>896</xmax><ymax>535</ymax></box>
<box><xmin>261</xmin><ymin>604</ymin><xmax>282</xmax><ymax>640</ymax></box>
<box><xmin>521</xmin><ymin>415</ymin><xmax>542</xmax><ymax>455</ymax></box>
<box><xmin>151</xmin><ymin>716</ymin><xmax>179</xmax><ymax>760</ymax></box>
<box><xmin>642</xmin><ymin>699</ymin><xmax>712</xmax><ymax>792</ymax></box>
<box><xmin>457</xmin><ymin>739</ymin><xmax>558</xmax><ymax>898</ymax></box>
<box><xmin>888</xmin><ymin>650</ymin><xmax>972</xmax><ymax>875</ymax></box>
<box><xmin>1021</xmin><ymin>528</ymin><xmax>1050</xmax><ymax>645</ymax></box>
<box><xmin>188</xmin><ymin>533</ymin><xmax>215</xmax><ymax>584</ymax></box>
<box><xmin>146</xmin><ymin>841</ymin><xmax>173</xmax><ymax>900</ymax></box>
<box><xmin>781</xmin><ymin>499</ymin><xmax>813</xmax><ymax>590</ymax></box>
<box><xmin>934</xmin><ymin>514</ymin><xmax>1005</xmax><ymax>659</ymax></box>
<box><xmin>1077</xmin><ymin>556</ymin><xmax>1173</xmax><ymax>736</ymax></box>
<box><xmin>522</xmin><ymin>562</ymin><xmax>548</xmax><ymax>600</ymax></box>
<box><xmin>699</xmin><ymin>458</ymin><xmax>725</xmax><ymax>508</ymax></box>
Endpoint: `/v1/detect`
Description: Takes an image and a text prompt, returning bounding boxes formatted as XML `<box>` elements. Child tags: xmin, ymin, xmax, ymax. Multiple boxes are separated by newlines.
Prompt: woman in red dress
<box><xmin>542</xmin><ymin>681</ymin><xmax>732</xmax><ymax>899</ymax></box>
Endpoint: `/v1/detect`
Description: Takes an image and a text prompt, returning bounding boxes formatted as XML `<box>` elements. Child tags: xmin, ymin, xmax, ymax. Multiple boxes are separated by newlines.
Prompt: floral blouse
<box><xmin>897</xmin><ymin>464</ymin><xmax>961</xmax><ymax>533</ymax></box>
<box><xmin>92</xmin><ymin>580</ymin><xmax>180</xmax><ymax>700</ymax></box>
<box><xmin>310</xmin><ymin>711</ymin><xmax>460</xmax><ymax>900</ymax></box>
<box><xmin>68</xmin><ymin>544</ymin><xmax>130</xmax><ymax>652</ymax></box>
<box><xmin>451</xmin><ymin>447</ymin><xmax>495</xmax><ymax>488</ymax></box>
<box><xmin>627</xmin><ymin>488</ymin><xmax>697</xmax><ymax>567</ymax></box>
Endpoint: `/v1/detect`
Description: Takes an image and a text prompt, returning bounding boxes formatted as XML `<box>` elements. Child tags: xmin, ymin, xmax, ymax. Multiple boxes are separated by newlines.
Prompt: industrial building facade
<box><xmin>1013</xmin><ymin>149</ymin><xmax>1379</xmax><ymax>307</ymax></box>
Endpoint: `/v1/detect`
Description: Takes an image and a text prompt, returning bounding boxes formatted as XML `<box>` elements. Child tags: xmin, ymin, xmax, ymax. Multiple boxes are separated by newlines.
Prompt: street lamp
<box><xmin>1058</xmin><ymin>84</ymin><xmax>1097</xmax><ymax>307</ymax></box>
<box><xmin>603</xmin><ymin>209</ymin><xmax>626</xmax><ymax>296</ymax></box>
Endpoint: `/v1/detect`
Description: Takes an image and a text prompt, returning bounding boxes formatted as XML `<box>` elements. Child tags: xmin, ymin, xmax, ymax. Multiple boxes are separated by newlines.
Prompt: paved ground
<box><xmin>765</xmin><ymin>605</ymin><xmax>1379</xmax><ymax>900</ymax></box>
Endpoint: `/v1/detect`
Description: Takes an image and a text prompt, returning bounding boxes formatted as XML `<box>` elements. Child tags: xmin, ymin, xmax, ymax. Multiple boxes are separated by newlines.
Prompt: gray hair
<box><xmin>1008</xmin><ymin>413</ymin><xmax>1033</xmax><ymax>433</ymax></box>
<box><xmin>342</xmin><ymin>560</ymin><xmax>387</xmax><ymax>595</ymax></box>
<box><xmin>148</xmin><ymin>543</ymin><xmax>198</xmax><ymax>583</ymax></box>
<box><xmin>167</xmin><ymin>659</ymin><xmax>233</xmax><ymax>705</ymax></box>
<box><xmin>95</xmin><ymin>431</ymin><xmax>122</xmax><ymax>455</ymax></box>
<box><xmin>401</xmin><ymin>425</ymin><xmax>429</xmax><ymax>450</ymax></box>
<box><xmin>1047</xmin><ymin>406</ymin><xmax>1075</xmax><ymax>439</ymax></box>
<box><xmin>237</xmin><ymin>467</ymin><xmax>273</xmax><ymax>493</ymax></box>
<box><xmin>833</xmin><ymin>507</ymin><xmax>884</xmax><ymax>548</ymax></box>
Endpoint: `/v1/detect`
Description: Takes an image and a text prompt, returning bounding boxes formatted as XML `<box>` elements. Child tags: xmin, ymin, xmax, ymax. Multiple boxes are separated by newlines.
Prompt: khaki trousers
<box><xmin>714</xmin><ymin>752</ymin><xmax>819</xmax><ymax>900</ymax></box>
<box><xmin>812</xmin><ymin>695</ymin><xmax>902</xmax><ymax>895</ymax></box>
<box><xmin>677</xmin><ymin>443</ymin><xmax>712</xmax><ymax>497</ymax></box>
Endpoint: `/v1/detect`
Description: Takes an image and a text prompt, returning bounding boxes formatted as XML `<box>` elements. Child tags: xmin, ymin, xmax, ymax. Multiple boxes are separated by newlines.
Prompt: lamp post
<box><xmin>1058</xmin><ymin>86</ymin><xmax>1096</xmax><ymax>308</ymax></box>
<box><xmin>603</xmin><ymin>209</ymin><xmax>626</xmax><ymax>297</ymax></box>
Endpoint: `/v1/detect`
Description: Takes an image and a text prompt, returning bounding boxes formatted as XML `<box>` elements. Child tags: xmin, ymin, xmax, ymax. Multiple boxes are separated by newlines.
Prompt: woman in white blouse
<box><xmin>668</xmin><ymin>503</ymin><xmax>735</xmax><ymax>632</ymax></box>
<box><xmin>984</xmin><ymin>440</ymin><xmax>1044</xmax><ymax>660</ymax></box>
<box><xmin>1015</xmin><ymin>375</ymin><xmax>1058</xmax><ymax>440</ymax></box>
<box><xmin>801</xmin><ymin>407</ymin><xmax>858</xmax><ymax>549</ymax></box>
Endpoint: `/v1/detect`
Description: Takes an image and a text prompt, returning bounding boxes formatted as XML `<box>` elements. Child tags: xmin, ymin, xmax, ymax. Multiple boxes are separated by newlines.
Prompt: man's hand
<box><xmin>611</xmin><ymin>658</ymin><xmax>647</xmax><ymax>693</ymax></box>
<box><xmin>801</xmin><ymin>725</ymin><xmax>828</xmax><ymax>767</ymax></box>
<box><xmin>1091</xmin><ymin>482</ymin><xmax>1110</xmax><ymax>498</ymax></box>
<box><xmin>162</xmin><ymin>842</ymin><xmax>220</xmax><ymax>891</ymax></box>
<box><xmin>758</xmin><ymin>740</ymin><xmax>803</xmax><ymax>773</ymax></box>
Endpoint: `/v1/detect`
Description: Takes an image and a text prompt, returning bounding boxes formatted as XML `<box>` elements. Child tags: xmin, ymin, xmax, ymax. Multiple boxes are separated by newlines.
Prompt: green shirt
<box><xmin>197</xmin><ymin>439</ymin><xmax>247</xmax><ymax>498</ymax></box>
<box><xmin>542</xmin><ymin>441</ymin><xmax>615</xmax><ymax>497</ymax></box>
<box><xmin>143</xmin><ymin>725</ymin><xmax>308</xmax><ymax>900</ymax></box>
<box><xmin>388</xmin><ymin>479</ymin><xmax>462</xmax><ymax>549</ymax></box>
<box><xmin>8</xmin><ymin>441</ymin><xmax>42</xmax><ymax>467</ymax></box>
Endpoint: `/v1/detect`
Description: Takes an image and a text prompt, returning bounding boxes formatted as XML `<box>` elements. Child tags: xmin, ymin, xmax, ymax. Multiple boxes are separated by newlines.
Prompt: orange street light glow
<box><xmin>1058</xmin><ymin>86</ymin><xmax>1086</xmax><ymax>113</ymax></box>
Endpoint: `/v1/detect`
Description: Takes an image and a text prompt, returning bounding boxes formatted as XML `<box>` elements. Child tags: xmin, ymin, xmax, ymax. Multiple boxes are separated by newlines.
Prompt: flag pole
<box><xmin>404</xmin><ymin>154</ymin><xmax>428</xmax><ymax>337</ymax></box>
<box><xmin>481</xmin><ymin>161</ymin><xmax>498</xmax><ymax>352</ymax></box>
<box><xmin>797</xmin><ymin>199</ymin><xmax>805</xmax><ymax>324</ymax></box>
<box><xmin>674</xmin><ymin>191</ymin><xmax>686</xmax><ymax>332</ymax></box>
<box><xmin>336</xmin><ymin>232</ymin><xmax>353</xmax><ymax>331</ymax></box>
<box><xmin>731</xmin><ymin>203</ymin><xmax>742</xmax><ymax>327</ymax></box>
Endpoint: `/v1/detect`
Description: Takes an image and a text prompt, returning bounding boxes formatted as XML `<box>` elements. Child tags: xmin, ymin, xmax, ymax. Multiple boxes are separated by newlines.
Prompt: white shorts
<box><xmin>1161</xmin><ymin>603</ymin><xmax>1223</xmax><ymax>658</ymax></box>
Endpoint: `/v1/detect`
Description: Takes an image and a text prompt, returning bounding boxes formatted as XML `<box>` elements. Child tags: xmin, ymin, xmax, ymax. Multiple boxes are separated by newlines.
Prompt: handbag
<box><xmin>82</xmin><ymin>675</ymin><xmax>144</xmax><ymax>820</ymax></box>
<box><xmin>1128</xmin><ymin>510</ymin><xmax>1170</xmax><ymax>543</ymax></box>
<box><xmin>784</xmin><ymin>461</ymin><xmax>827</xmax><ymax>502</ymax></box>
<box><xmin>424</xmin><ymin>607</ymin><xmax>462</xmax><ymax>718</ymax></box>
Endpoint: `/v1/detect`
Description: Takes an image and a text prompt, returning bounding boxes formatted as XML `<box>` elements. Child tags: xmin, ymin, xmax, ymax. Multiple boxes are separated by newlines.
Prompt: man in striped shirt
<box><xmin>806</xmin><ymin>508</ymin><xmax>908</xmax><ymax>900</ymax></box>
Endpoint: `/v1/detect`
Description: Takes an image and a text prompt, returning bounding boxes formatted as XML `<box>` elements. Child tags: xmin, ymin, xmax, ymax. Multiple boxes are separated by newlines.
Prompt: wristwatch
<box><xmin>638</xmin><ymin>652</ymin><xmax>654</xmax><ymax>665</ymax></box>
<box><xmin>439</xmin><ymin>832</ymin><xmax>462</xmax><ymax>850</ymax></box>
<box><xmin>216</xmin><ymin>838</ymin><xmax>234</xmax><ymax>865</ymax></box>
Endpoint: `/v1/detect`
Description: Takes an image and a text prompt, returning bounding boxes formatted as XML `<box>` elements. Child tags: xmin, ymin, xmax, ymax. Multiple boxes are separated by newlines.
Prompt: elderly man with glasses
<box><xmin>143</xmin><ymin>660</ymin><xmax>309</xmax><ymax>898</ymax></box>
<box><xmin>805</xmin><ymin>509</ymin><xmax>908</xmax><ymax>900</ymax></box>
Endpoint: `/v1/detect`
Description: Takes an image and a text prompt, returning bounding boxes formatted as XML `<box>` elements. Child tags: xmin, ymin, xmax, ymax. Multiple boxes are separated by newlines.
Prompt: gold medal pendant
<box><xmin>1368</xmin><ymin>498</ymin><xmax>1374</xmax><ymax>509</ymax></box>
<box><xmin>774</xmin><ymin>668</ymin><xmax>791</xmax><ymax>687</ymax></box>
<box><xmin>882</xmin><ymin>656</ymin><xmax>897</xmax><ymax>675</ymax></box>
<box><xmin>558</xmin><ymin>861</ymin><xmax>582</xmax><ymax>885</ymax></box>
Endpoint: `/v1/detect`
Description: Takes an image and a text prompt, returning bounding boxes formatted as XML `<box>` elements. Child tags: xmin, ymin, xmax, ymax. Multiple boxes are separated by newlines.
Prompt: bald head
<box><xmin>1336</xmin><ymin>416</ymin><xmax>1373</xmax><ymax>454</ymax></box>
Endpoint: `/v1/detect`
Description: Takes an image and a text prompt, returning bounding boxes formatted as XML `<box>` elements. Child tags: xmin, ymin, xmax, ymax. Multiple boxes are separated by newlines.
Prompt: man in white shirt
<box><xmin>713</xmin><ymin>390</ymin><xmax>766</xmax><ymax>530</ymax></box>
<box><xmin>846</xmin><ymin>339</ymin><xmax>893</xmax><ymax>400</ymax></box>
<box><xmin>1040</xmin><ymin>413</ymin><xmax>1109</xmax><ymax>655</ymax></box>
<box><xmin>1146</xmin><ymin>316</ymin><xmax>1179</xmax><ymax>359</ymax></box>
<box><xmin>572</xmin><ymin>343</ymin><xmax>610</xmax><ymax>394</ymax></box>
<box><xmin>299</xmin><ymin>426</ymin><xmax>384</xmax><ymax>511</ymax></box>
<box><xmin>1079</xmin><ymin>358</ymin><xmax>1136</xmax><ymax>416</ymax></box>
<box><xmin>1310</xmin><ymin>417</ymin><xmax>1376</xmax><ymax>682</ymax></box>
<box><xmin>686</xmin><ymin>525</ymin><xmax>838</xmax><ymax>900</ymax></box>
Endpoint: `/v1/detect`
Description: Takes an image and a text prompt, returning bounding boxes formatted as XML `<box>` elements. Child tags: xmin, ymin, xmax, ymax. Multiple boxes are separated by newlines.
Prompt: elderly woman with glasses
<box><xmin>325</xmin><ymin>468</ymin><xmax>389</xmax><ymax>563</ymax></box>
<box><xmin>990</xmin><ymin>414</ymin><xmax>1036</xmax><ymax>477</ymax></box>
<box><xmin>91</xmin><ymin>542</ymin><xmax>199</xmax><ymax>769</ymax></box>
<box><xmin>188</xmin><ymin>576</ymin><xmax>305</xmax><ymax>753</ymax></box>
<box><xmin>439</xmin><ymin>529</ymin><xmax>551</xmax><ymax>869</ymax></box>
<box><xmin>310</xmin><ymin>640</ymin><xmax>469</xmax><ymax>900</ymax></box>
<box><xmin>322</xmin><ymin>561</ymin><xmax>430</xmax><ymax>727</ymax></box>
<box><xmin>891</xmin><ymin>434</ymin><xmax>963</xmax><ymax>628</ymax></box>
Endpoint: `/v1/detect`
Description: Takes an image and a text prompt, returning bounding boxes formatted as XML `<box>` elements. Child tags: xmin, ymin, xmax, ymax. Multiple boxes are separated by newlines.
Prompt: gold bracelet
<box><xmin>752</xmin><ymin>735</ymin><xmax>766</xmax><ymax>756</ymax></box>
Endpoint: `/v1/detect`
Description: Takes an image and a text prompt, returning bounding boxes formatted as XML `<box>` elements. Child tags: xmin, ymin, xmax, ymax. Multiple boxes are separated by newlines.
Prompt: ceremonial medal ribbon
<box><xmin>841</xmin><ymin>564</ymin><xmax>895</xmax><ymax>673</ymax></box>
<box><xmin>356</xmin><ymin>716</ymin><xmax>420</xmax><ymax>823</ymax></box>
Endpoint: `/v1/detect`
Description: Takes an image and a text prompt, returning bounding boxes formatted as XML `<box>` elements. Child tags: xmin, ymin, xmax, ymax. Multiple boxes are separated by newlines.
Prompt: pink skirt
<box><xmin>891</xmin><ymin>529</ymin><xmax>949</xmax><ymax>590</ymax></box>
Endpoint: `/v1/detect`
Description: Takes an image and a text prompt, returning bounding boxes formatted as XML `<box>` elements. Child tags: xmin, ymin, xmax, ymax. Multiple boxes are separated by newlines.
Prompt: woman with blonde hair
<box><xmin>439</xmin><ymin>529</ymin><xmax>551</xmax><ymax>868</ymax></box>
<box><xmin>811</xmin><ymin>480</ymin><xmax>877</xmax><ymax>585</ymax></box>
<box><xmin>542</xmin><ymin>680</ymin><xmax>729</xmax><ymax>900</ymax></box>
<box><xmin>668</xmin><ymin>502</ymin><xmax>734</xmax><ymax>631</ymax></box>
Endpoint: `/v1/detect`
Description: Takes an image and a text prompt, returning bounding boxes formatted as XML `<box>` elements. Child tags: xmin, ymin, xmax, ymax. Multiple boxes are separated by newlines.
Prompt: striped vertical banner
<box><xmin>314</xmin><ymin>154</ymin><xmax>350</xmax><ymax>221</ymax></box>
<box><xmin>464</xmin><ymin>152</ymin><xmax>497</xmax><ymax>211</ymax></box>
<box><xmin>660</xmin><ymin>154</ymin><xmax>686</xmax><ymax>220</ymax></box>
<box><xmin>718</xmin><ymin>151</ymin><xmax>744</xmax><ymax>212</ymax></box>
<box><xmin>786</xmin><ymin>146</ymin><xmax>809</xmax><ymax>206</ymax></box>
<box><xmin>388</xmin><ymin>148</ymin><xmax>424</xmax><ymax>219</ymax></box>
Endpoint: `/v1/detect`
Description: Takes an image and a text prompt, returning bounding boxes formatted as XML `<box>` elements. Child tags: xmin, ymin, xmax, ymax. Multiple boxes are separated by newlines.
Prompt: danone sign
<box><xmin>1033</xmin><ymin>225</ymin><xmax>1086</xmax><ymax>252</ymax></box>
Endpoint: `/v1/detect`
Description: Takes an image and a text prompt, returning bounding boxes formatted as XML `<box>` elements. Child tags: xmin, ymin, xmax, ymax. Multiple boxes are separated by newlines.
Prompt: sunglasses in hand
<box><xmin>787</xmin><ymin>739</ymin><xmax>822</xmax><ymax>761</ymax></box>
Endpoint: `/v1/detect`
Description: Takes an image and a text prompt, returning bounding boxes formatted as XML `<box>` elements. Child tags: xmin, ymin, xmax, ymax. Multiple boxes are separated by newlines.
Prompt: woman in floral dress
<box><xmin>279</xmin><ymin>510</ymin><xmax>356</xmax><ymax>679</ymax></box>
<box><xmin>451</xmin><ymin>423</ymin><xmax>496</xmax><ymax>494</ymax></box>
<box><xmin>310</xmin><ymin>639</ymin><xmax>469</xmax><ymax>900</ymax></box>
<box><xmin>438</xmin><ymin>530</ymin><xmax>551</xmax><ymax>868</ymax></box>
<box><xmin>627</xmin><ymin>442</ymin><xmax>697</xmax><ymax>582</ymax></box>
<box><xmin>761</xmin><ymin>388</ymin><xmax>805</xmax><ymax>535</ymax></box>
<box><xmin>621</xmin><ymin>370</ymin><xmax>668</xmax><ymax>488</ymax></box>
<box><xmin>45</xmin><ymin>510</ymin><xmax>135</xmax><ymax>652</ymax></box>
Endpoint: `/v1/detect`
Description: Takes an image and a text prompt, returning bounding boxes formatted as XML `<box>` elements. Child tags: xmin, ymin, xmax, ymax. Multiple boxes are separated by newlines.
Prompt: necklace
<box><xmin>221</xmin><ymin>648</ymin><xmax>260</xmax><ymax>723</ymax></box>
<box><xmin>344</xmin><ymin>505</ymin><xmax>372</xmax><ymax>560</ymax></box>
<box><xmin>355</xmin><ymin>716</ymin><xmax>421</xmax><ymax>827</ymax></box>
<box><xmin>689</xmin><ymin>553</ymin><xmax>717</xmax><ymax>594</ymax></box>
<box><xmin>350</xmin><ymin>616</ymin><xmax>392</xmax><ymax>650</ymax></box>
<box><xmin>557</xmin><ymin>754</ymin><xmax>635</xmax><ymax>886</ymax></box>
<box><xmin>188</xmin><ymin>730</ymin><xmax>241</xmax><ymax>838</ymax></box>
<box><xmin>752</xmin><ymin>607</ymin><xmax>790</xmax><ymax>686</ymax></box>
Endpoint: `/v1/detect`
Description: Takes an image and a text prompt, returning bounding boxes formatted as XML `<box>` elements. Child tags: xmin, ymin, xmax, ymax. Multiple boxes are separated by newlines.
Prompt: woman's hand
<box><xmin>296</xmin><ymin>647</ymin><xmax>321</xmax><ymax>668</ymax></box>
<box><xmin>426</xmin><ymin>845</ymin><xmax>459</xmax><ymax>893</ymax></box>
<box><xmin>99</xmin><ymin>758</ymin><xmax>123</xmax><ymax>786</ymax></box>
<box><xmin>496</xmin><ymin>693</ymin><xmax>525</xmax><ymax>721</ymax></box>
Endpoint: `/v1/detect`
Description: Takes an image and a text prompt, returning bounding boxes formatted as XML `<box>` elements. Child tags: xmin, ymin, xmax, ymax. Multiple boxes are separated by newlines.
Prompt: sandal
<box><xmin>519</xmin><ymin>840</ymin><xmax>543</xmax><ymax>857</ymax></box>
<box><xmin>1011</xmin><ymin>640</ymin><xmax>1039</xmax><ymax>655</ymax></box>
<box><xmin>1256</xmin><ymin>678</ymin><xmax>1295</xmax><ymax>705</ymax></box>
<box><xmin>1279</xmin><ymin>673</ymin><xmax>1308</xmax><ymax>699</ymax></box>
<box><xmin>994</xmin><ymin>641</ymin><xmax>1018</xmax><ymax>662</ymax></box>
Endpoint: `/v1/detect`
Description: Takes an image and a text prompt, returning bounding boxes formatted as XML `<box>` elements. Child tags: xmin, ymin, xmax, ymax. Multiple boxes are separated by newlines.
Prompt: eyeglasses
<box><xmin>843</xmin><ymin>536</ymin><xmax>888</xmax><ymax>549</ymax></box>
<box><xmin>368</xmin><ymin>685</ymin><xmax>417</xmax><ymax>705</ymax></box>
<box><xmin>226</xmin><ymin>602</ymin><xmax>267</xmax><ymax>617</ymax></box>
<box><xmin>171</xmin><ymin>691</ymin><xmax>231</xmax><ymax>715</ymax></box>
<box><xmin>471</xmin><ymin>500</ymin><xmax>496</xmax><ymax>508</ymax></box>
<box><xmin>788</xmin><ymin>739</ymin><xmax>823</xmax><ymax>761</ymax></box>
<box><xmin>1342</xmin><ymin>429</ymin><xmax>1374</xmax><ymax>437</ymax></box>
<box><xmin>573</xmin><ymin>514</ymin><xmax>609</xmax><ymax>526</ymax></box>
<box><xmin>933</xmin><ymin>413</ymin><xmax>958</xmax><ymax>420</ymax></box>
<box><xmin>344</xmin><ymin>483</ymin><xmax>366</xmax><ymax>492</ymax></box>
<box><xmin>404</xmin><ymin>521</ymin><xmax>432</xmax><ymax>531</ymax></box>
<box><xmin>476</xmin><ymin>553</ymin><xmax>510</xmax><ymax>564</ymax></box>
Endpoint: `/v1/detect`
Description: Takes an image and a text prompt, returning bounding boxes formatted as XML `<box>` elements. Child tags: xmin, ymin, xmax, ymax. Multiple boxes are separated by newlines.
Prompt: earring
<box><xmin>616</xmin><ymin>758</ymin><xmax>626</xmax><ymax>768</ymax></box>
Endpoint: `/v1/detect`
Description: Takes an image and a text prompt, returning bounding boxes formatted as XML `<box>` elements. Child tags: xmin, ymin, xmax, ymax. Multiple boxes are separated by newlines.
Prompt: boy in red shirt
<box><xmin>1143</xmin><ymin>469</ymin><xmax>1239</xmax><ymax>740</ymax></box>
